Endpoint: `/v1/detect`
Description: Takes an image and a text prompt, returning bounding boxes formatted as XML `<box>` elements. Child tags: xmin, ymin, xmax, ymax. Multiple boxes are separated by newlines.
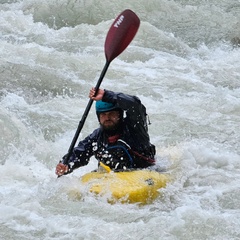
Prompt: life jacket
<box><xmin>96</xmin><ymin>133</ymin><xmax>155</xmax><ymax>170</ymax></box>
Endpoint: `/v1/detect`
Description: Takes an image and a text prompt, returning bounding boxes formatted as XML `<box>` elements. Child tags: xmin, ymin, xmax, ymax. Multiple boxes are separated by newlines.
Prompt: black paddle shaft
<box><xmin>63</xmin><ymin>61</ymin><xmax>110</xmax><ymax>164</ymax></box>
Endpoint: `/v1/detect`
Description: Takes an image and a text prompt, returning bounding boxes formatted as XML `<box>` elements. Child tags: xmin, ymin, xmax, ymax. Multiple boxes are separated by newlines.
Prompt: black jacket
<box><xmin>63</xmin><ymin>90</ymin><xmax>155</xmax><ymax>173</ymax></box>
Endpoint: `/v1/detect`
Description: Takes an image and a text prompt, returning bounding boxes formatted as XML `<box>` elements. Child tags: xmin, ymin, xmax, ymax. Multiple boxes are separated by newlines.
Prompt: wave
<box><xmin>1</xmin><ymin>0</ymin><xmax>239</xmax><ymax>46</ymax></box>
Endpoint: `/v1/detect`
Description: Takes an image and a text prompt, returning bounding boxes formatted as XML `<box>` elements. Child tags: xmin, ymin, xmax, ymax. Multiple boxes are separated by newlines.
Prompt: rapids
<box><xmin>1</xmin><ymin>0</ymin><xmax>240</xmax><ymax>239</ymax></box>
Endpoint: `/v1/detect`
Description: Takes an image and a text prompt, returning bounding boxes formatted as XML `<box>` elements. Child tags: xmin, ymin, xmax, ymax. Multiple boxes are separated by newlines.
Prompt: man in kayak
<box><xmin>55</xmin><ymin>88</ymin><xmax>156</xmax><ymax>176</ymax></box>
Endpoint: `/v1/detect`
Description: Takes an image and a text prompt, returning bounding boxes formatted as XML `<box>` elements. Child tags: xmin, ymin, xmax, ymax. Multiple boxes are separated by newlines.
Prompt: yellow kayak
<box><xmin>80</xmin><ymin>163</ymin><xmax>170</xmax><ymax>204</ymax></box>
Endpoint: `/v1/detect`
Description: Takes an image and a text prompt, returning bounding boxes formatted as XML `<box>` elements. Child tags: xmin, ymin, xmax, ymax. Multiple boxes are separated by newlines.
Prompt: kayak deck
<box><xmin>81</xmin><ymin>169</ymin><xmax>170</xmax><ymax>204</ymax></box>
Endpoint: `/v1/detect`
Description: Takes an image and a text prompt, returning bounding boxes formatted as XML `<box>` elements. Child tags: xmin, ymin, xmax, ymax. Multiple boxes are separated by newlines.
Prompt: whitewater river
<box><xmin>1</xmin><ymin>0</ymin><xmax>240</xmax><ymax>239</ymax></box>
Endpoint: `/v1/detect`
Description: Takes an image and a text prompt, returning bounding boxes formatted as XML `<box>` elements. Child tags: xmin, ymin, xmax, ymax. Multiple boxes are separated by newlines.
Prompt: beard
<box><xmin>100</xmin><ymin>120</ymin><xmax>122</xmax><ymax>136</ymax></box>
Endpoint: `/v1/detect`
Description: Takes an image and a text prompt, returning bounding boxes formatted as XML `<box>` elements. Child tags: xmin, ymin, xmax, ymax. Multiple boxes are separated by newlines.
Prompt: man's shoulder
<box><xmin>89</xmin><ymin>127</ymin><xmax>102</xmax><ymax>138</ymax></box>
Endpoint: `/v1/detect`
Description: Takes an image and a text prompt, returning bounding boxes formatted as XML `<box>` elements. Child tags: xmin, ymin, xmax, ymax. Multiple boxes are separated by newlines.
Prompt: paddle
<box><xmin>62</xmin><ymin>9</ymin><xmax>140</xmax><ymax>165</ymax></box>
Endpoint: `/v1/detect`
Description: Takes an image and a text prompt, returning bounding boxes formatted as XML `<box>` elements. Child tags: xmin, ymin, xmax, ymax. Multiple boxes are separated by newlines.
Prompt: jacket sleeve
<box><xmin>102</xmin><ymin>90</ymin><xmax>150</xmax><ymax>143</ymax></box>
<box><xmin>62</xmin><ymin>128</ymin><xmax>100</xmax><ymax>173</ymax></box>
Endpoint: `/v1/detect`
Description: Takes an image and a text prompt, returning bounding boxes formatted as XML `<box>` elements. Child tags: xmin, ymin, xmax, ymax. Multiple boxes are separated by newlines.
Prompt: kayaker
<box><xmin>55</xmin><ymin>88</ymin><xmax>156</xmax><ymax>176</ymax></box>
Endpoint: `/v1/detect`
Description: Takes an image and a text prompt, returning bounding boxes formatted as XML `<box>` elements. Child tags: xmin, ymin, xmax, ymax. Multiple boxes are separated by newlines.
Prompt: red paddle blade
<box><xmin>104</xmin><ymin>9</ymin><xmax>140</xmax><ymax>62</ymax></box>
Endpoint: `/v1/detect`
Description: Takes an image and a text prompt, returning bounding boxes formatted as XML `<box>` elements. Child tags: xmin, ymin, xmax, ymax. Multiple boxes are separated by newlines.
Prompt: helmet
<box><xmin>95</xmin><ymin>100</ymin><xmax>118</xmax><ymax>113</ymax></box>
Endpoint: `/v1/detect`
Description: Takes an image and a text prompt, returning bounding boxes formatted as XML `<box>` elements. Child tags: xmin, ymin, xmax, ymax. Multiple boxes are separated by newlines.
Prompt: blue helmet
<box><xmin>95</xmin><ymin>100</ymin><xmax>118</xmax><ymax>113</ymax></box>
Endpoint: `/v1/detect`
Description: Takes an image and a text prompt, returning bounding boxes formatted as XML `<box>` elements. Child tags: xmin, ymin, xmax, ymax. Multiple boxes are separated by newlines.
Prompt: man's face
<box><xmin>99</xmin><ymin>110</ymin><xmax>121</xmax><ymax>131</ymax></box>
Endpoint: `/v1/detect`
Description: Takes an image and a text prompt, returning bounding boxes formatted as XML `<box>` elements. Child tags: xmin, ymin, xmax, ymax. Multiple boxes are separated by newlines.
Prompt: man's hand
<box><xmin>89</xmin><ymin>88</ymin><xmax>105</xmax><ymax>101</ymax></box>
<box><xmin>55</xmin><ymin>163</ymin><xmax>69</xmax><ymax>176</ymax></box>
